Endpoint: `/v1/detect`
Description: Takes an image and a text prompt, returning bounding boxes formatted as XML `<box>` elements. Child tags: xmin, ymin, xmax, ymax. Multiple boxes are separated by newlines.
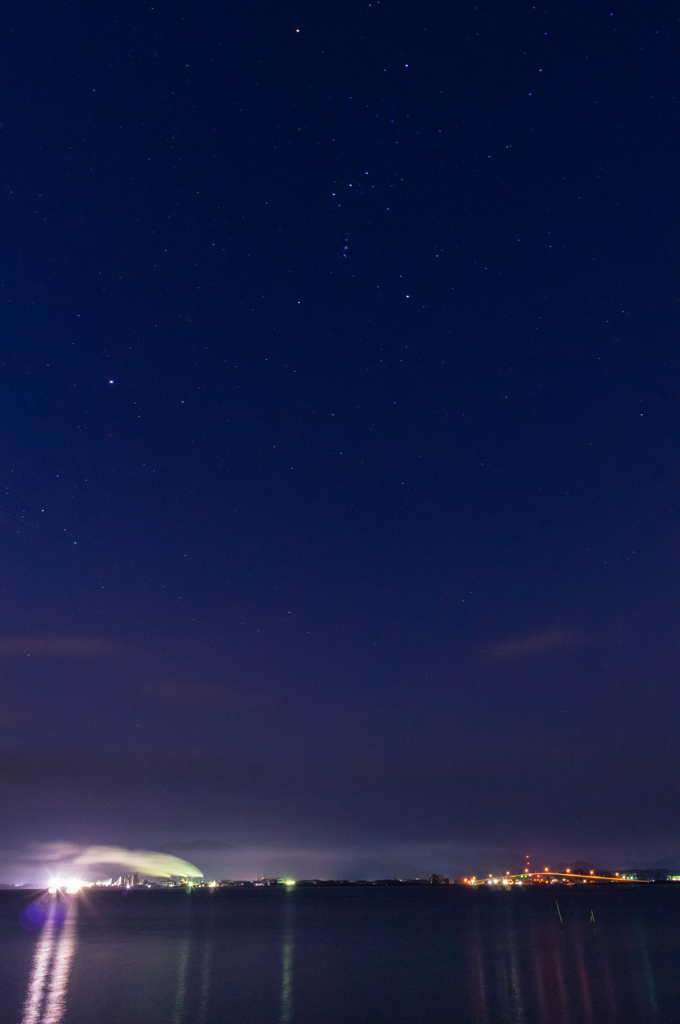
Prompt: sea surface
<box><xmin>1</xmin><ymin>884</ymin><xmax>679</xmax><ymax>1024</ymax></box>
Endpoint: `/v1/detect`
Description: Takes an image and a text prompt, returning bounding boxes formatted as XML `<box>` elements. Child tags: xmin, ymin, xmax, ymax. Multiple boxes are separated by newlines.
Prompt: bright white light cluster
<box><xmin>48</xmin><ymin>876</ymin><xmax>89</xmax><ymax>894</ymax></box>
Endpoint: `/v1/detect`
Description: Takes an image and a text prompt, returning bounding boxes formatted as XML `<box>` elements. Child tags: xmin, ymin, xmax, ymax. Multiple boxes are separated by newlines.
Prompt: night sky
<box><xmin>0</xmin><ymin>0</ymin><xmax>678</xmax><ymax>882</ymax></box>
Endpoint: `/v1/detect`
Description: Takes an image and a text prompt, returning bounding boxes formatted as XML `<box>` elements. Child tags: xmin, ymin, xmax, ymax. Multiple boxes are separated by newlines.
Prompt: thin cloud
<box><xmin>3</xmin><ymin>841</ymin><xmax>504</xmax><ymax>885</ymax></box>
<box><xmin>0</xmin><ymin>703</ymin><xmax>29</xmax><ymax>728</ymax></box>
<box><xmin>0</xmin><ymin>746</ymin><xmax>276</xmax><ymax>787</ymax></box>
<box><xmin>159</xmin><ymin>840</ymin><xmax>233</xmax><ymax>853</ymax></box>
<box><xmin>0</xmin><ymin>635</ymin><xmax>128</xmax><ymax>658</ymax></box>
<box><xmin>152</xmin><ymin>842</ymin><xmax>505</xmax><ymax>883</ymax></box>
<box><xmin>24</xmin><ymin>843</ymin><xmax>82</xmax><ymax>862</ymax></box>
<box><xmin>138</xmin><ymin>680</ymin><xmax>275</xmax><ymax>709</ymax></box>
<box><xmin>484</xmin><ymin>628</ymin><xmax>582</xmax><ymax>659</ymax></box>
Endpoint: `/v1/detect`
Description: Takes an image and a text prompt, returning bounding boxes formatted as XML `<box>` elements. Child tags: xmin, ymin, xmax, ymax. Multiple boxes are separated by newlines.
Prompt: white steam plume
<box><xmin>72</xmin><ymin>845</ymin><xmax>203</xmax><ymax>879</ymax></box>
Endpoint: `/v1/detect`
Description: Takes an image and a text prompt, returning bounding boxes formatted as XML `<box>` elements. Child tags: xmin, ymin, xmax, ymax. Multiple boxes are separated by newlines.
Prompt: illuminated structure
<box><xmin>463</xmin><ymin>870</ymin><xmax>648</xmax><ymax>886</ymax></box>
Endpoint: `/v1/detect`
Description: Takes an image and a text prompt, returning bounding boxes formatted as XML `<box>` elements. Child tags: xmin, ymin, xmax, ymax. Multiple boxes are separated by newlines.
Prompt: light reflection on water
<box><xmin>280</xmin><ymin>890</ymin><xmax>294</xmax><ymax>1024</ymax></box>
<box><xmin>463</xmin><ymin>893</ymin><xmax>670</xmax><ymax>1024</ymax></box>
<box><xmin>7</xmin><ymin>887</ymin><xmax>680</xmax><ymax>1024</ymax></box>
<box><xmin>197</xmin><ymin>937</ymin><xmax>213</xmax><ymax>1024</ymax></box>
<box><xmin>20</xmin><ymin>899</ymin><xmax>77</xmax><ymax>1024</ymax></box>
<box><xmin>167</xmin><ymin>932</ymin><xmax>214</xmax><ymax>1024</ymax></box>
<box><xmin>170</xmin><ymin>935</ymin><xmax>190</xmax><ymax>1024</ymax></box>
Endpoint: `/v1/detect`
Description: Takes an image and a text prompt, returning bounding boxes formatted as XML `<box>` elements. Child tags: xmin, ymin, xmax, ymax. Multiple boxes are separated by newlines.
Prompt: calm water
<box><xmin>1</xmin><ymin>885</ymin><xmax>679</xmax><ymax>1023</ymax></box>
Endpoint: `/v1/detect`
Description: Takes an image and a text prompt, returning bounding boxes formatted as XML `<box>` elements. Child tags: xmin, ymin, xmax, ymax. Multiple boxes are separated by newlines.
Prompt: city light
<box><xmin>47</xmin><ymin>876</ymin><xmax>89</xmax><ymax>894</ymax></box>
<box><xmin>461</xmin><ymin>868</ymin><xmax>648</xmax><ymax>887</ymax></box>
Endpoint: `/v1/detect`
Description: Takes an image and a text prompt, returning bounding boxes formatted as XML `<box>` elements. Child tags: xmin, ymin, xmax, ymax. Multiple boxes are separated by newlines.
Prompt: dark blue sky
<box><xmin>0</xmin><ymin>0</ymin><xmax>678</xmax><ymax>880</ymax></box>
